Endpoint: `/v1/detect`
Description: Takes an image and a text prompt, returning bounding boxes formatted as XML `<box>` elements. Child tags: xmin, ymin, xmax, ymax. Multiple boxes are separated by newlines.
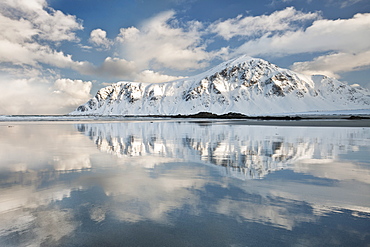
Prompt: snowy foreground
<box><xmin>70</xmin><ymin>55</ymin><xmax>370</xmax><ymax>116</ymax></box>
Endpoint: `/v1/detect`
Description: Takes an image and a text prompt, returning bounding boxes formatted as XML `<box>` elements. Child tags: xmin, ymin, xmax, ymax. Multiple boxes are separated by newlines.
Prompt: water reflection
<box><xmin>0</xmin><ymin>121</ymin><xmax>369</xmax><ymax>246</ymax></box>
<box><xmin>77</xmin><ymin>121</ymin><xmax>370</xmax><ymax>180</ymax></box>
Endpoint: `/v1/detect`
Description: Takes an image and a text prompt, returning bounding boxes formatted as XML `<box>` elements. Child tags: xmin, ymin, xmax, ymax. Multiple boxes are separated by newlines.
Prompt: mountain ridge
<box><xmin>70</xmin><ymin>55</ymin><xmax>370</xmax><ymax>116</ymax></box>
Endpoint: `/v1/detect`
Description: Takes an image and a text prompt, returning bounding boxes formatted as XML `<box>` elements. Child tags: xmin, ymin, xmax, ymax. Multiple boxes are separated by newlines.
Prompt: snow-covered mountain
<box><xmin>70</xmin><ymin>55</ymin><xmax>370</xmax><ymax>116</ymax></box>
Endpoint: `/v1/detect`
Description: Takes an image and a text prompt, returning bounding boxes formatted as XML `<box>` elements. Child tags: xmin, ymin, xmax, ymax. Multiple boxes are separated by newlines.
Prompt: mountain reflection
<box><xmin>1</xmin><ymin>121</ymin><xmax>369</xmax><ymax>246</ymax></box>
<box><xmin>76</xmin><ymin>121</ymin><xmax>370</xmax><ymax>180</ymax></box>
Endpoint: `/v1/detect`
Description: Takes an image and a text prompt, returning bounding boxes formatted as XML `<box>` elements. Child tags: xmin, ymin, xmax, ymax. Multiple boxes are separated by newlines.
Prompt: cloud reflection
<box><xmin>77</xmin><ymin>121</ymin><xmax>370</xmax><ymax>181</ymax></box>
<box><xmin>0</xmin><ymin>121</ymin><xmax>369</xmax><ymax>246</ymax></box>
<box><xmin>73</xmin><ymin>121</ymin><xmax>370</xmax><ymax>227</ymax></box>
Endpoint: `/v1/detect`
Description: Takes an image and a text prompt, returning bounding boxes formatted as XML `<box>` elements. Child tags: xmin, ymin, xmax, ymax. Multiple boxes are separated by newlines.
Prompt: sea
<box><xmin>0</xmin><ymin>117</ymin><xmax>369</xmax><ymax>246</ymax></box>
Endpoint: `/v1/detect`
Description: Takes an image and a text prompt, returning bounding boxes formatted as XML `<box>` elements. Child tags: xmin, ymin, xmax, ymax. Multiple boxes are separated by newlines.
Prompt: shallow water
<box><xmin>0</xmin><ymin>120</ymin><xmax>369</xmax><ymax>246</ymax></box>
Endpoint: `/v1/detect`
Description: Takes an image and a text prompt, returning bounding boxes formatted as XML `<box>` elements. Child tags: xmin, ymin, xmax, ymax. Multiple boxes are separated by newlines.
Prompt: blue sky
<box><xmin>0</xmin><ymin>0</ymin><xmax>369</xmax><ymax>114</ymax></box>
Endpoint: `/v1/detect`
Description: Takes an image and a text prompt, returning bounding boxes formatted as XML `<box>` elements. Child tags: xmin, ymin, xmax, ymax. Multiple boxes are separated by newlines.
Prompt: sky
<box><xmin>0</xmin><ymin>0</ymin><xmax>370</xmax><ymax>114</ymax></box>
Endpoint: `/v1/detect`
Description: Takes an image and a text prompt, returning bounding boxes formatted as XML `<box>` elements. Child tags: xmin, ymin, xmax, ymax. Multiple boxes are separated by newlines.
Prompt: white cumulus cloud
<box><xmin>0</xmin><ymin>75</ymin><xmax>92</xmax><ymax>115</ymax></box>
<box><xmin>209</xmin><ymin>7</ymin><xmax>319</xmax><ymax>40</ymax></box>
<box><xmin>224</xmin><ymin>11</ymin><xmax>370</xmax><ymax>82</ymax></box>
<box><xmin>53</xmin><ymin>78</ymin><xmax>92</xmax><ymax>103</ymax></box>
<box><xmin>117</xmin><ymin>10</ymin><xmax>212</xmax><ymax>70</ymax></box>
<box><xmin>0</xmin><ymin>0</ymin><xmax>82</xmax><ymax>43</ymax></box>
<box><xmin>89</xmin><ymin>28</ymin><xmax>113</xmax><ymax>50</ymax></box>
<box><xmin>291</xmin><ymin>51</ymin><xmax>370</xmax><ymax>78</ymax></box>
<box><xmin>0</xmin><ymin>0</ymin><xmax>84</xmax><ymax>67</ymax></box>
<box><xmin>231</xmin><ymin>13</ymin><xmax>370</xmax><ymax>57</ymax></box>
<box><xmin>76</xmin><ymin>57</ymin><xmax>137</xmax><ymax>79</ymax></box>
<box><xmin>135</xmin><ymin>70</ymin><xmax>185</xmax><ymax>83</ymax></box>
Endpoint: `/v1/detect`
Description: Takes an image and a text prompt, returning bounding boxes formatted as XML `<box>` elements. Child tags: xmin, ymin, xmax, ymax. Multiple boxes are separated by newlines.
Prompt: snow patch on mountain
<box><xmin>70</xmin><ymin>55</ymin><xmax>370</xmax><ymax>116</ymax></box>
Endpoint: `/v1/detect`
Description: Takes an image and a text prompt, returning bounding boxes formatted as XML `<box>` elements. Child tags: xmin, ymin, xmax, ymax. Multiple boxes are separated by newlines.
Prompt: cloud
<box><xmin>0</xmin><ymin>74</ymin><xmax>92</xmax><ymax>115</ymax></box>
<box><xmin>96</xmin><ymin>57</ymin><xmax>136</xmax><ymax>78</ymax></box>
<box><xmin>0</xmin><ymin>0</ymin><xmax>82</xmax><ymax>43</ymax></box>
<box><xmin>89</xmin><ymin>28</ymin><xmax>113</xmax><ymax>50</ymax></box>
<box><xmin>79</xmin><ymin>57</ymin><xmax>184</xmax><ymax>83</ymax></box>
<box><xmin>0</xmin><ymin>0</ymin><xmax>185</xmax><ymax>86</ymax></box>
<box><xmin>0</xmin><ymin>1</ymin><xmax>190</xmax><ymax>115</ymax></box>
<box><xmin>209</xmin><ymin>7</ymin><xmax>319</xmax><ymax>40</ymax></box>
<box><xmin>53</xmin><ymin>78</ymin><xmax>92</xmax><ymax>103</ymax></box>
<box><xmin>117</xmin><ymin>10</ymin><xmax>212</xmax><ymax>70</ymax></box>
<box><xmin>224</xmin><ymin>12</ymin><xmax>370</xmax><ymax>81</ymax></box>
<box><xmin>135</xmin><ymin>70</ymin><xmax>185</xmax><ymax>83</ymax></box>
<box><xmin>0</xmin><ymin>0</ymin><xmax>94</xmax><ymax>76</ymax></box>
<box><xmin>116</xmin><ymin>26</ymin><xmax>140</xmax><ymax>43</ymax></box>
<box><xmin>76</xmin><ymin>57</ymin><xmax>137</xmax><ymax>79</ymax></box>
<box><xmin>338</xmin><ymin>0</ymin><xmax>365</xmax><ymax>8</ymax></box>
<box><xmin>113</xmin><ymin>8</ymin><xmax>370</xmax><ymax>84</ymax></box>
<box><xmin>0</xmin><ymin>0</ymin><xmax>100</xmax><ymax>114</ymax></box>
<box><xmin>271</xmin><ymin>0</ymin><xmax>366</xmax><ymax>8</ymax></box>
<box><xmin>0</xmin><ymin>0</ymin><xmax>103</xmax><ymax>76</ymax></box>
<box><xmin>231</xmin><ymin>13</ymin><xmax>370</xmax><ymax>57</ymax></box>
<box><xmin>291</xmin><ymin>51</ymin><xmax>370</xmax><ymax>78</ymax></box>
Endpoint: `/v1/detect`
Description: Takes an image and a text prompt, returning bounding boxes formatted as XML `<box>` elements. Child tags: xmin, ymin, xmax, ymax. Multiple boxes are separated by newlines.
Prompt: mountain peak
<box><xmin>71</xmin><ymin>55</ymin><xmax>370</xmax><ymax>116</ymax></box>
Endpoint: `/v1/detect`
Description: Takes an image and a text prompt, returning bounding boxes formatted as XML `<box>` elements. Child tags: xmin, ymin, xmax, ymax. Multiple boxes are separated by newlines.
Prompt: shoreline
<box><xmin>1</xmin><ymin>113</ymin><xmax>370</xmax><ymax>127</ymax></box>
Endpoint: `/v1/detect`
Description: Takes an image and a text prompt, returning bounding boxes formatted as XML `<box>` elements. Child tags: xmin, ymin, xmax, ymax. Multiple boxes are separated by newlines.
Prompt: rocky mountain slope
<box><xmin>70</xmin><ymin>55</ymin><xmax>370</xmax><ymax>116</ymax></box>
